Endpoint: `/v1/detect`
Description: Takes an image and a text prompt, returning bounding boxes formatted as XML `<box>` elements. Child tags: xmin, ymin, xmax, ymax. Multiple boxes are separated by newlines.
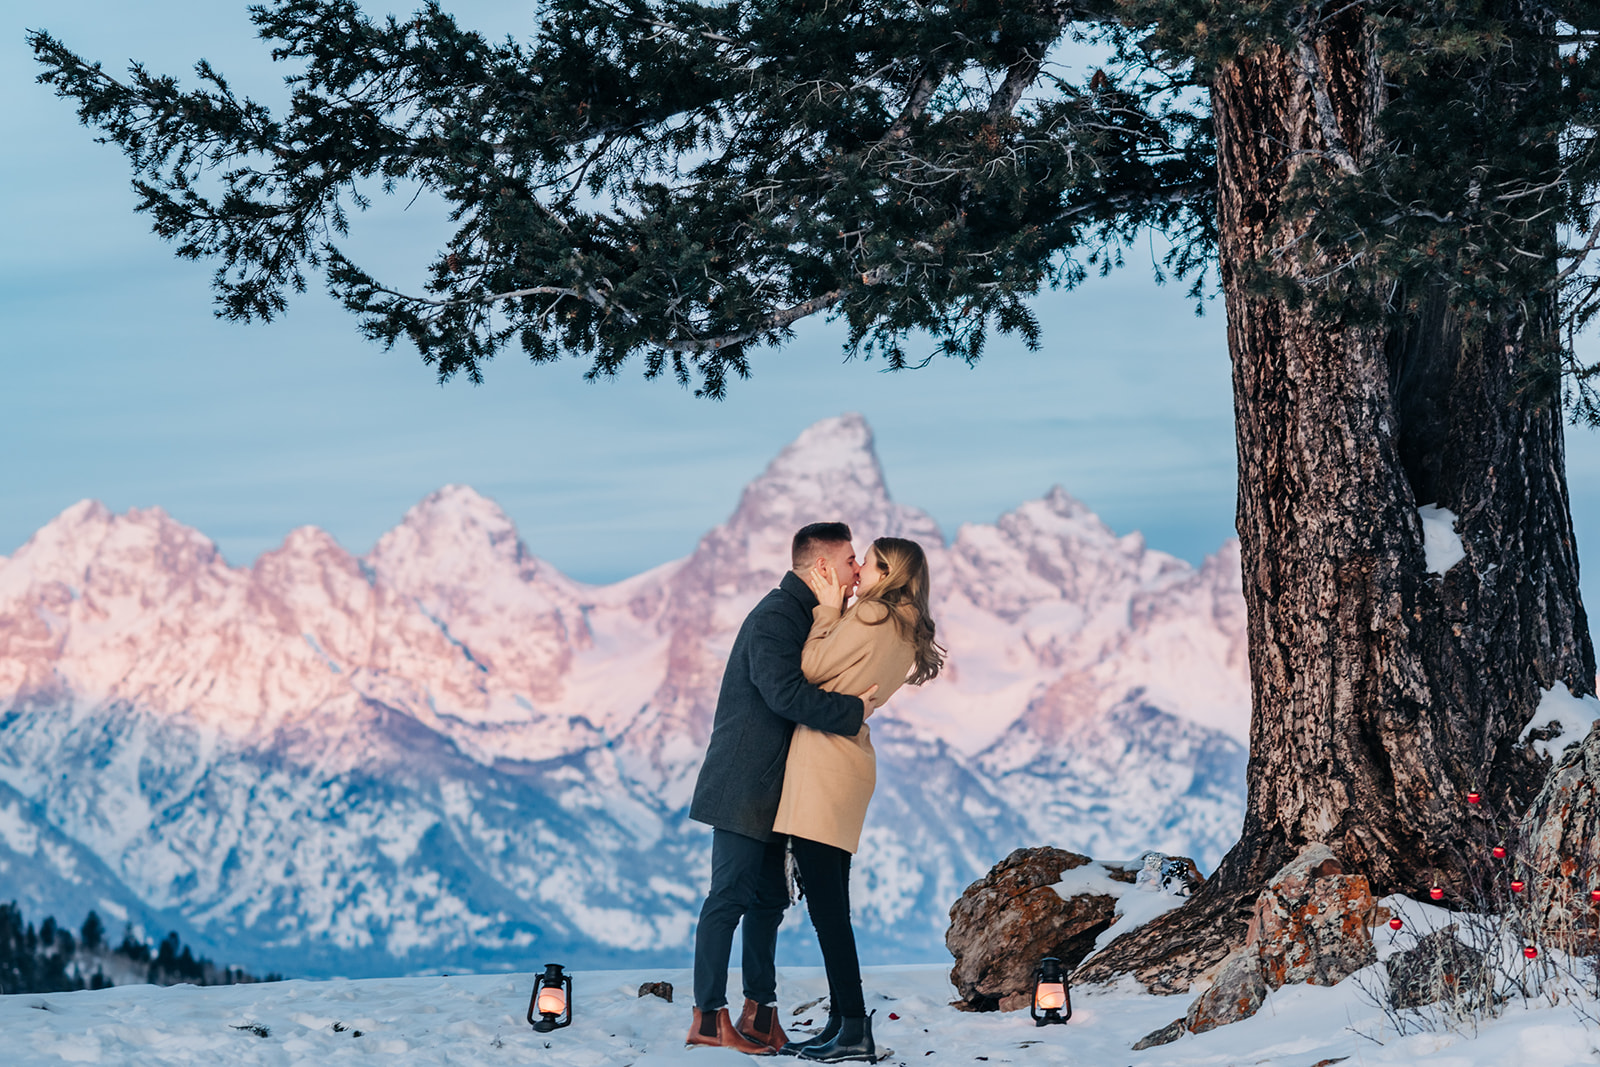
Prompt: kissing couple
<box><xmin>685</xmin><ymin>521</ymin><xmax>944</xmax><ymax>1062</ymax></box>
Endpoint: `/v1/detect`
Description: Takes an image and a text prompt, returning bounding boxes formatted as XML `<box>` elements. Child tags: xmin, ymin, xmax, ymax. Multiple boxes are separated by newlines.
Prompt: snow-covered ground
<box><xmin>6</xmin><ymin>952</ymin><xmax>1598</xmax><ymax>1066</ymax></box>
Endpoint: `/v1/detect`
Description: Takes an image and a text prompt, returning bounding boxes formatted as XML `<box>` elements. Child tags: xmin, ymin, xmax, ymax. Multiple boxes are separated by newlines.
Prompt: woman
<box><xmin>773</xmin><ymin>537</ymin><xmax>944</xmax><ymax>1063</ymax></box>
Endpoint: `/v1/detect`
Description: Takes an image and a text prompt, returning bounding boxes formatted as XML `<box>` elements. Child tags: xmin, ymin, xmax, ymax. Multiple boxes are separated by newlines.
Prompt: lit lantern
<box><xmin>1467</xmin><ymin>791</ymin><xmax>1481</xmax><ymax>805</ymax></box>
<box><xmin>1523</xmin><ymin>945</ymin><xmax>1539</xmax><ymax>959</ymax></box>
<box><xmin>1389</xmin><ymin>917</ymin><xmax>1404</xmax><ymax>931</ymax></box>
<box><xmin>526</xmin><ymin>963</ymin><xmax>573</xmax><ymax>1032</ymax></box>
<box><xmin>1430</xmin><ymin>886</ymin><xmax>1444</xmax><ymax>901</ymax></box>
<box><xmin>1492</xmin><ymin>846</ymin><xmax>1506</xmax><ymax>860</ymax></box>
<box><xmin>1030</xmin><ymin>957</ymin><xmax>1072</xmax><ymax>1027</ymax></box>
<box><xmin>1510</xmin><ymin>880</ymin><xmax>1526</xmax><ymax>894</ymax></box>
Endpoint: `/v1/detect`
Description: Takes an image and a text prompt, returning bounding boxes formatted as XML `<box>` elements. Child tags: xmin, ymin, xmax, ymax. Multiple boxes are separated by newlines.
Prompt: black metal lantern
<box><xmin>1030</xmin><ymin>957</ymin><xmax>1071</xmax><ymax>1027</ymax></box>
<box><xmin>527</xmin><ymin>963</ymin><xmax>573</xmax><ymax>1032</ymax></box>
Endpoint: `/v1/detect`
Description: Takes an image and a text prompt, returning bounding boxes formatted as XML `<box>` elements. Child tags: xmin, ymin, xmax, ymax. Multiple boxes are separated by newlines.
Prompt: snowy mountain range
<box><xmin>0</xmin><ymin>414</ymin><xmax>1250</xmax><ymax>977</ymax></box>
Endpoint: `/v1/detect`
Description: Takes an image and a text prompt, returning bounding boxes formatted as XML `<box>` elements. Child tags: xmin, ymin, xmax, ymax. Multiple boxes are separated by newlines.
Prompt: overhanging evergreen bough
<box><xmin>28</xmin><ymin>0</ymin><xmax>1600</xmax><ymax>990</ymax></box>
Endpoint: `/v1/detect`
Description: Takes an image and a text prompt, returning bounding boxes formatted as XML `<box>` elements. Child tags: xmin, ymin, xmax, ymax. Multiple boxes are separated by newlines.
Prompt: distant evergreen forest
<box><xmin>0</xmin><ymin>901</ymin><xmax>282</xmax><ymax>995</ymax></box>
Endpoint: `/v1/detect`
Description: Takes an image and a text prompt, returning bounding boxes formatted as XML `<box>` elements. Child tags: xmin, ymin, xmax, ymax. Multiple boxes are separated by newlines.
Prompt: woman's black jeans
<box><xmin>790</xmin><ymin>835</ymin><xmax>866</xmax><ymax>1018</ymax></box>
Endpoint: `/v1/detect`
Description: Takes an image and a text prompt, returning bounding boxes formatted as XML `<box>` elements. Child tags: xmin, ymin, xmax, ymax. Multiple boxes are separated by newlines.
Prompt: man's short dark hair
<box><xmin>791</xmin><ymin>522</ymin><xmax>853</xmax><ymax>571</ymax></box>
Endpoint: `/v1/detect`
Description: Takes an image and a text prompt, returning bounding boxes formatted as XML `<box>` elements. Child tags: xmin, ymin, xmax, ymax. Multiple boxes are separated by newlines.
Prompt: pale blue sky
<box><xmin>3</xmin><ymin>1</ymin><xmax>1597</xmax><ymax>627</ymax></box>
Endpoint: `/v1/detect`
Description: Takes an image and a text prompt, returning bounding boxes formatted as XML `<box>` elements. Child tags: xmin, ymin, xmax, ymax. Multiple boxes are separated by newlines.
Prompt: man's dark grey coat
<box><xmin>690</xmin><ymin>571</ymin><xmax>865</xmax><ymax>842</ymax></box>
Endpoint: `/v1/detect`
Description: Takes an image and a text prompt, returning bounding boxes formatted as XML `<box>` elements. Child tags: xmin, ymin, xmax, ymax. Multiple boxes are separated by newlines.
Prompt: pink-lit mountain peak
<box><xmin>370</xmin><ymin>484</ymin><xmax>536</xmax><ymax>577</ymax></box>
<box><xmin>759</xmin><ymin>412</ymin><xmax>890</xmax><ymax>498</ymax></box>
<box><xmin>0</xmin><ymin>501</ymin><xmax>237</xmax><ymax>635</ymax></box>
<box><xmin>0</xmin><ymin>417</ymin><xmax>1248</xmax><ymax>755</ymax></box>
<box><xmin>364</xmin><ymin>486</ymin><xmax>577</xmax><ymax>648</ymax></box>
<box><xmin>717</xmin><ymin>413</ymin><xmax>944</xmax><ymax>573</ymax></box>
<box><xmin>256</xmin><ymin>524</ymin><xmax>363</xmax><ymax>582</ymax></box>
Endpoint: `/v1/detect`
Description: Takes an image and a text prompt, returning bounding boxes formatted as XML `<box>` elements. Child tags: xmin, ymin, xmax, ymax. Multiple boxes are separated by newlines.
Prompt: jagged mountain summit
<box><xmin>0</xmin><ymin>414</ymin><xmax>1249</xmax><ymax>977</ymax></box>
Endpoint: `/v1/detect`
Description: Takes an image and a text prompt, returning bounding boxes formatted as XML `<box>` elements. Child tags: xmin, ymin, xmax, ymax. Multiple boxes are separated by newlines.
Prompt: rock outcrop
<box><xmin>946</xmin><ymin>847</ymin><xmax>1118</xmax><ymax>1012</ymax></box>
<box><xmin>1521</xmin><ymin>716</ymin><xmax>1600</xmax><ymax>951</ymax></box>
<box><xmin>1138</xmin><ymin>844</ymin><xmax>1377</xmax><ymax>1046</ymax></box>
<box><xmin>1183</xmin><ymin>947</ymin><xmax>1268</xmax><ymax>1034</ymax></box>
<box><xmin>1249</xmin><ymin>845</ymin><xmax>1377</xmax><ymax>990</ymax></box>
<box><xmin>1384</xmin><ymin>926</ymin><xmax>1490</xmax><ymax>1011</ymax></box>
<box><xmin>1135</xmin><ymin>851</ymin><xmax>1204</xmax><ymax>896</ymax></box>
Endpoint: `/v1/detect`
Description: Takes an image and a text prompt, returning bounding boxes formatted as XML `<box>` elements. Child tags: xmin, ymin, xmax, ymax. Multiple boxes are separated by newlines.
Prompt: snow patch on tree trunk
<box><xmin>1517</xmin><ymin>683</ymin><xmax>1600</xmax><ymax>761</ymax></box>
<box><xmin>1416</xmin><ymin>505</ymin><xmax>1466</xmax><ymax>575</ymax></box>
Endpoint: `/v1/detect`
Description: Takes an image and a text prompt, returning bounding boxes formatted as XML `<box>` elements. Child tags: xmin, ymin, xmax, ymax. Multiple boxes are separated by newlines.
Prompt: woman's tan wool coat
<box><xmin>772</xmin><ymin>598</ymin><xmax>915</xmax><ymax>854</ymax></box>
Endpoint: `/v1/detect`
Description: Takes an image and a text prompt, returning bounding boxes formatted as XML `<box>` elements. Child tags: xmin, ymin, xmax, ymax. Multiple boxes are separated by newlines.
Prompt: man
<box><xmin>686</xmin><ymin>522</ymin><xmax>878</xmax><ymax>1055</ymax></box>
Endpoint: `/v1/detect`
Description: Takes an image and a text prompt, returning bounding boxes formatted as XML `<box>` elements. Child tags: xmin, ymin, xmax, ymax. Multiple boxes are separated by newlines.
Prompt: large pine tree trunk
<box><xmin>1078</xmin><ymin>12</ymin><xmax>1595</xmax><ymax>994</ymax></box>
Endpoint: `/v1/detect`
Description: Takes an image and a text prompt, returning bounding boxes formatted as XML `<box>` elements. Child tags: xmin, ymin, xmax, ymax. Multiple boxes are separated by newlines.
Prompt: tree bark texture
<box><xmin>1078</xmin><ymin>10</ymin><xmax>1595</xmax><ymax>994</ymax></box>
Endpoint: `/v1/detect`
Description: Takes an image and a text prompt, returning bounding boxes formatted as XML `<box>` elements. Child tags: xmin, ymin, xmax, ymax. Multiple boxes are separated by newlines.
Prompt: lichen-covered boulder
<box><xmin>945</xmin><ymin>846</ymin><xmax>1116</xmax><ymax>1012</ymax></box>
<box><xmin>1142</xmin><ymin>844</ymin><xmax>1377</xmax><ymax>1045</ymax></box>
<box><xmin>1184</xmin><ymin>948</ymin><xmax>1267</xmax><ymax>1035</ymax></box>
<box><xmin>1250</xmin><ymin>844</ymin><xmax>1377</xmax><ymax>988</ymax></box>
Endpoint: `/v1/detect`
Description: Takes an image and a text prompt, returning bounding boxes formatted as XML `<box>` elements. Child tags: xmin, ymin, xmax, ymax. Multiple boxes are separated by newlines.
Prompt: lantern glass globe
<box><xmin>1035</xmin><ymin>983</ymin><xmax>1067</xmax><ymax>1012</ymax></box>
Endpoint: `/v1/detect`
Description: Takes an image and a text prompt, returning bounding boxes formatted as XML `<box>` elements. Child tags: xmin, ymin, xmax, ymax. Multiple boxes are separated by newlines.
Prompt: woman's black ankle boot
<box><xmin>798</xmin><ymin>1010</ymin><xmax>874</xmax><ymax>1062</ymax></box>
<box><xmin>781</xmin><ymin>1013</ymin><xmax>841</xmax><ymax>1057</ymax></box>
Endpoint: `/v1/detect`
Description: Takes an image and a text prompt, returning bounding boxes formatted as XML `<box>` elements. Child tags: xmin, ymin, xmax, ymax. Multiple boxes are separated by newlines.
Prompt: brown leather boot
<box><xmin>737</xmin><ymin>998</ymin><xmax>788</xmax><ymax>1053</ymax></box>
<box><xmin>686</xmin><ymin>1007</ymin><xmax>773</xmax><ymax>1055</ymax></box>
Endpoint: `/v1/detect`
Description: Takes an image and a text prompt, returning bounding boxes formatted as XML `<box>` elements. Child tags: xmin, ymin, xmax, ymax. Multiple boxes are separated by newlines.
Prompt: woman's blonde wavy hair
<box><xmin>854</xmin><ymin>536</ymin><xmax>945</xmax><ymax>686</ymax></box>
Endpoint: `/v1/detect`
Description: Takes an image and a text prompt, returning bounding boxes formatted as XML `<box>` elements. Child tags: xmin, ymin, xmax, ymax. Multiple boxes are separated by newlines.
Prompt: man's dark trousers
<box><xmin>693</xmin><ymin>828</ymin><xmax>789</xmax><ymax>1011</ymax></box>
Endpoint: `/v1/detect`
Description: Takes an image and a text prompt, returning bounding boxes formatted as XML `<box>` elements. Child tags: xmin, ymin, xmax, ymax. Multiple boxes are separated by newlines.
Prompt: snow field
<box><xmin>5</xmin><ymin>950</ymin><xmax>1599</xmax><ymax>1066</ymax></box>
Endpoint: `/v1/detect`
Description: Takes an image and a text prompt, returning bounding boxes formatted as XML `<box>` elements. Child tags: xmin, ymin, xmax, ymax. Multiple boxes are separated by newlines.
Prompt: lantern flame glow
<box><xmin>537</xmin><ymin>987</ymin><xmax>567</xmax><ymax>1016</ymax></box>
<box><xmin>1034</xmin><ymin>983</ymin><xmax>1067</xmax><ymax>1012</ymax></box>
